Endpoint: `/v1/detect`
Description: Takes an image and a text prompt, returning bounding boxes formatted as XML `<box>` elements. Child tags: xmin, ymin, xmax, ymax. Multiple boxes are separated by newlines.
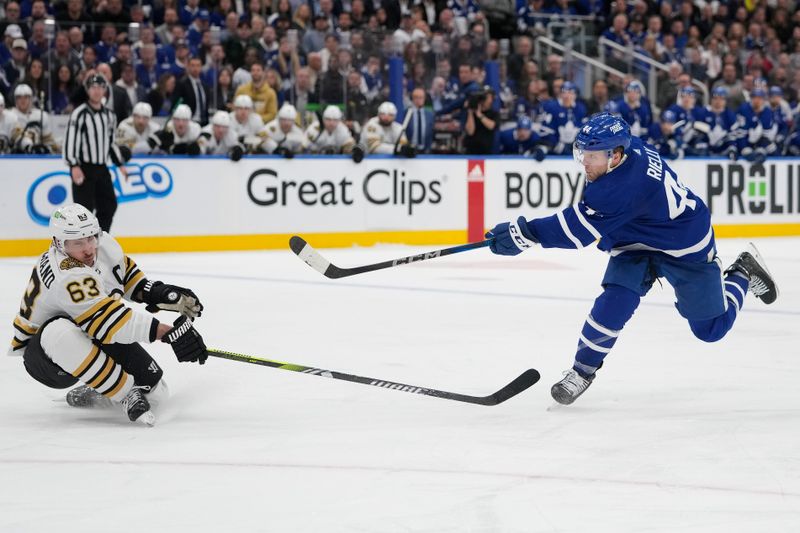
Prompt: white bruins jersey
<box><xmin>11</xmin><ymin>107</ymin><xmax>58</xmax><ymax>151</ymax></box>
<box><xmin>229</xmin><ymin>112</ymin><xmax>264</xmax><ymax>139</ymax></box>
<box><xmin>165</xmin><ymin>120</ymin><xmax>201</xmax><ymax>144</ymax></box>
<box><xmin>305</xmin><ymin>121</ymin><xmax>355</xmax><ymax>153</ymax></box>
<box><xmin>197</xmin><ymin>124</ymin><xmax>242</xmax><ymax>155</ymax></box>
<box><xmin>116</xmin><ymin>117</ymin><xmax>161</xmax><ymax>154</ymax></box>
<box><xmin>10</xmin><ymin>233</ymin><xmax>156</xmax><ymax>356</ymax></box>
<box><xmin>261</xmin><ymin>119</ymin><xmax>306</xmax><ymax>154</ymax></box>
<box><xmin>362</xmin><ymin>116</ymin><xmax>407</xmax><ymax>154</ymax></box>
<box><xmin>0</xmin><ymin>109</ymin><xmax>17</xmax><ymax>152</ymax></box>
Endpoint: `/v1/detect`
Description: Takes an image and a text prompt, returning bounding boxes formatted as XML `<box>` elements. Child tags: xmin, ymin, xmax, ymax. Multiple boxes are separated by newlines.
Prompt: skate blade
<box><xmin>746</xmin><ymin>242</ymin><xmax>780</xmax><ymax>301</ymax></box>
<box><xmin>135</xmin><ymin>411</ymin><xmax>156</xmax><ymax>427</ymax></box>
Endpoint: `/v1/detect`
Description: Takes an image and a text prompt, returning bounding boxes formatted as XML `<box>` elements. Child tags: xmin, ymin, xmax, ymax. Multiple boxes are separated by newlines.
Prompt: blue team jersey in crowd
<box><xmin>527</xmin><ymin>136</ymin><xmax>715</xmax><ymax>263</ymax></box>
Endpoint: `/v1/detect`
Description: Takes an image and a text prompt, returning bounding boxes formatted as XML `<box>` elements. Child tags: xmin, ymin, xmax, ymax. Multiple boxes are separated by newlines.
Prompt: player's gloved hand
<box><xmin>228</xmin><ymin>145</ymin><xmax>244</xmax><ymax>162</ymax></box>
<box><xmin>752</xmin><ymin>148</ymin><xmax>767</xmax><ymax>165</ymax></box>
<box><xmin>352</xmin><ymin>144</ymin><xmax>365</xmax><ymax>163</ymax></box>
<box><xmin>485</xmin><ymin>216</ymin><xmax>538</xmax><ymax>256</ymax></box>
<box><xmin>31</xmin><ymin>144</ymin><xmax>50</xmax><ymax>154</ymax></box>
<box><xmin>399</xmin><ymin>144</ymin><xmax>416</xmax><ymax>158</ymax></box>
<box><xmin>161</xmin><ymin>316</ymin><xmax>207</xmax><ymax>364</ymax></box>
<box><xmin>725</xmin><ymin>146</ymin><xmax>738</xmax><ymax>161</ymax></box>
<box><xmin>117</xmin><ymin>144</ymin><xmax>132</xmax><ymax>162</ymax></box>
<box><xmin>320</xmin><ymin>145</ymin><xmax>338</xmax><ymax>155</ymax></box>
<box><xmin>276</xmin><ymin>146</ymin><xmax>294</xmax><ymax>159</ymax></box>
<box><xmin>142</xmin><ymin>280</ymin><xmax>204</xmax><ymax>318</ymax></box>
<box><xmin>533</xmin><ymin>146</ymin><xmax>547</xmax><ymax>162</ymax></box>
<box><xmin>187</xmin><ymin>142</ymin><xmax>201</xmax><ymax>156</ymax></box>
<box><xmin>150</xmin><ymin>130</ymin><xmax>174</xmax><ymax>151</ymax></box>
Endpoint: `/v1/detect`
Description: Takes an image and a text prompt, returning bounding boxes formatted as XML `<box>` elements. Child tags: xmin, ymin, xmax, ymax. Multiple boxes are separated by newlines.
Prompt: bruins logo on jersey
<box><xmin>60</xmin><ymin>257</ymin><xmax>85</xmax><ymax>270</ymax></box>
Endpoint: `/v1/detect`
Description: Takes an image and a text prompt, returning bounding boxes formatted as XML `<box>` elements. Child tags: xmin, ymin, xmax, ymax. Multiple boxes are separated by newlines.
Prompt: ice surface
<box><xmin>1</xmin><ymin>238</ymin><xmax>799</xmax><ymax>532</ymax></box>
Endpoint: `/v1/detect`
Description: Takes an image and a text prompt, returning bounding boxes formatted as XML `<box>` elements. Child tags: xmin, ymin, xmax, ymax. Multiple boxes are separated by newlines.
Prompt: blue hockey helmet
<box><xmin>751</xmin><ymin>87</ymin><xmax>767</xmax><ymax>98</ymax></box>
<box><xmin>516</xmin><ymin>115</ymin><xmax>532</xmax><ymax>130</ymax></box>
<box><xmin>574</xmin><ymin>112</ymin><xmax>631</xmax><ymax>153</ymax></box>
<box><xmin>678</xmin><ymin>86</ymin><xmax>696</xmax><ymax>97</ymax></box>
<box><xmin>769</xmin><ymin>86</ymin><xmax>783</xmax><ymax>97</ymax></box>
<box><xmin>711</xmin><ymin>86</ymin><xmax>728</xmax><ymax>98</ymax></box>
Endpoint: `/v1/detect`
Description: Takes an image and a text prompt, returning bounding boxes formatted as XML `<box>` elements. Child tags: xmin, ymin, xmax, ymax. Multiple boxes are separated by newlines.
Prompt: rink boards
<box><xmin>2</xmin><ymin>155</ymin><xmax>800</xmax><ymax>255</ymax></box>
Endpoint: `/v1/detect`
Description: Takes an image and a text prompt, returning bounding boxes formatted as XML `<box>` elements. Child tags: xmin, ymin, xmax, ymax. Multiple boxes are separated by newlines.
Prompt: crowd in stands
<box><xmin>0</xmin><ymin>0</ymin><xmax>799</xmax><ymax>160</ymax></box>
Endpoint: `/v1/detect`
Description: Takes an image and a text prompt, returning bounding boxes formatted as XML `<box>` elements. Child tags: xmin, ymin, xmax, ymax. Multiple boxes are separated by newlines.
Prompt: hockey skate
<box><xmin>65</xmin><ymin>385</ymin><xmax>113</xmax><ymax>409</ymax></box>
<box><xmin>551</xmin><ymin>369</ymin><xmax>595</xmax><ymax>405</ymax></box>
<box><xmin>121</xmin><ymin>386</ymin><xmax>155</xmax><ymax>426</ymax></box>
<box><xmin>725</xmin><ymin>242</ymin><xmax>779</xmax><ymax>304</ymax></box>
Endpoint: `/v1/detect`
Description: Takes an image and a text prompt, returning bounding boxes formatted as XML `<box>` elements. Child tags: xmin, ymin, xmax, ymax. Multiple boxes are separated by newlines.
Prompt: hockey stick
<box><xmin>393</xmin><ymin>104</ymin><xmax>414</xmax><ymax>154</ymax></box>
<box><xmin>207</xmin><ymin>348</ymin><xmax>539</xmax><ymax>406</ymax></box>
<box><xmin>289</xmin><ymin>236</ymin><xmax>491</xmax><ymax>279</ymax></box>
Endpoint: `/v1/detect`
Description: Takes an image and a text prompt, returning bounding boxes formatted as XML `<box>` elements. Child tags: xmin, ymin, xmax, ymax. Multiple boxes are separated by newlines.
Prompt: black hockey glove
<box><xmin>31</xmin><ymin>144</ymin><xmax>50</xmax><ymax>155</ymax></box>
<box><xmin>149</xmin><ymin>130</ymin><xmax>174</xmax><ymax>151</ymax></box>
<box><xmin>276</xmin><ymin>146</ymin><xmax>294</xmax><ymax>159</ymax></box>
<box><xmin>161</xmin><ymin>316</ymin><xmax>207</xmax><ymax>364</ymax></box>
<box><xmin>533</xmin><ymin>146</ymin><xmax>547</xmax><ymax>162</ymax></box>
<box><xmin>320</xmin><ymin>145</ymin><xmax>338</xmax><ymax>155</ymax></box>
<box><xmin>118</xmin><ymin>144</ymin><xmax>132</xmax><ymax>162</ymax></box>
<box><xmin>399</xmin><ymin>144</ymin><xmax>416</xmax><ymax>158</ymax></box>
<box><xmin>142</xmin><ymin>280</ymin><xmax>204</xmax><ymax>318</ymax></box>
<box><xmin>229</xmin><ymin>145</ymin><xmax>244</xmax><ymax>162</ymax></box>
<box><xmin>352</xmin><ymin>144</ymin><xmax>365</xmax><ymax>163</ymax></box>
<box><xmin>187</xmin><ymin>142</ymin><xmax>201</xmax><ymax>156</ymax></box>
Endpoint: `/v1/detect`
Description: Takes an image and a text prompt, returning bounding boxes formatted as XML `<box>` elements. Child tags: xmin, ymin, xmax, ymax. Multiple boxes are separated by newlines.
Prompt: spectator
<box><xmin>4</xmin><ymin>38</ymin><xmax>30</xmax><ymax>88</ymax></box>
<box><xmin>507</xmin><ymin>36</ymin><xmax>532</xmax><ymax>87</ymax></box>
<box><xmin>463</xmin><ymin>86</ymin><xmax>497</xmax><ymax>155</ymax></box>
<box><xmin>233</xmin><ymin>47</ymin><xmax>259</xmax><ymax>90</ymax></box>
<box><xmin>51</xmin><ymin>63</ymin><xmax>76</xmax><ymax>114</ymax></box>
<box><xmin>146</xmin><ymin>72</ymin><xmax>177</xmax><ymax>117</ymax></box>
<box><xmin>235</xmin><ymin>62</ymin><xmax>278</xmax><ymax>123</ymax></box>
<box><xmin>265</xmin><ymin>67</ymin><xmax>286</xmax><ymax>106</ymax></box>
<box><xmin>136</xmin><ymin>43</ymin><xmax>163</xmax><ymax>92</ymax></box>
<box><xmin>22</xmin><ymin>58</ymin><xmax>46</xmax><ymax>103</ymax></box>
<box><xmin>0</xmin><ymin>4</ymin><xmax>26</xmax><ymax>41</ymax></box>
<box><xmin>302</xmin><ymin>15</ymin><xmax>329</xmax><ymax>54</ymax></box>
<box><xmin>713</xmin><ymin>63</ymin><xmax>746</xmax><ymax>110</ymax></box>
<box><xmin>586</xmin><ymin>79</ymin><xmax>610</xmax><ymax>115</ymax></box>
<box><xmin>156</xmin><ymin>8</ymin><xmax>180</xmax><ymax>45</ymax></box>
<box><xmin>27</xmin><ymin>20</ymin><xmax>47</xmax><ymax>59</ymax></box>
<box><xmin>116</xmin><ymin>62</ymin><xmax>146</xmax><ymax>107</ymax></box>
<box><xmin>429</xmin><ymin>76</ymin><xmax>446</xmax><ymax>113</ymax></box>
<box><xmin>225</xmin><ymin>20</ymin><xmax>254</xmax><ymax>70</ymax></box>
<box><xmin>403</xmin><ymin>87</ymin><xmax>433</xmax><ymax>153</ymax></box>
<box><xmin>345</xmin><ymin>70</ymin><xmax>369</xmax><ymax>126</ymax></box>
<box><xmin>175</xmin><ymin>56</ymin><xmax>210</xmax><ymax>125</ymax></box>
<box><xmin>656</xmin><ymin>61</ymin><xmax>683</xmax><ymax>111</ymax></box>
<box><xmin>211</xmin><ymin>66</ymin><xmax>235</xmax><ymax>113</ymax></box>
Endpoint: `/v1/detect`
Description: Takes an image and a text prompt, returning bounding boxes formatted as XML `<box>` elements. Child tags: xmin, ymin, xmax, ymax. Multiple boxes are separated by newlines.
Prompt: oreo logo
<box><xmin>27</xmin><ymin>162</ymin><xmax>174</xmax><ymax>225</ymax></box>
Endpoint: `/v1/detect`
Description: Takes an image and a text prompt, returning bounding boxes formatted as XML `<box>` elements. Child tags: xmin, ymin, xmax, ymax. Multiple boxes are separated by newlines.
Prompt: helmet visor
<box><xmin>573</xmin><ymin>145</ymin><xmax>609</xmax><ymax>167</ymax></box>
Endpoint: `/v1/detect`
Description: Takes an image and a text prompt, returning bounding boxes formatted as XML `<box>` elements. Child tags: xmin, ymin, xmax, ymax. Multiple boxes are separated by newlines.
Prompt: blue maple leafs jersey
<box><xmin>735</xmin><ymin>102</ymin><xmax>776</xmax><ymax>149</ymax></box>
<box><xmin>701</xmin><ymin>106</ymin><xmax>738</xmax><ymax>154</ymax></box>
<box><xmin>499</xmin><ymin>128</ymin><xmax>538</xmax><ymax>155</ymax></box>
<box><xmin>538</xmin><ymin>99</ymin><xmax>589</xmax><ymax>154</ymax></box>
<box><xmin>526</xmin><ymin>136</ymin><xmax>715</xmax><ymax>263</ymax></box>
<box><xmin>608</xmin><ymin>96</ymin><xmax>653</xmax><ymax>139</ymax></box>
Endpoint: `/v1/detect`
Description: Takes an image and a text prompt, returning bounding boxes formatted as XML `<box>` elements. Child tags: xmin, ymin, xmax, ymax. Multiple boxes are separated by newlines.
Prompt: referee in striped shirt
<box><xmin>63</xmin><ymin>74</ymin><xmax>131</xmax><ymax>232</ymax></box>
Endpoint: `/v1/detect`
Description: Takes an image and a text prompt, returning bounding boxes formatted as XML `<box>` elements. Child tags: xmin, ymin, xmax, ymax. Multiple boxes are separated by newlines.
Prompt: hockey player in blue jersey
<box><xmin>485</xmin><ymin>113</ymin><xmax>779</xmax><ymax>405</ymax></box>
<box><xmin>663</xmin><ymin>86</ymin><xmax>709</xmax><ymax>156</ymax></box>
<box><xmin>536</xmin><ymin>81</ymin><xmax>588</xmax><ymax>158</ymax></box>
<box><xmin>734</xmin><ymin>87</ymin><xmax>777</xmax><ymax>164</ymax></box>
<box><xmin>768</xmin><ymin>86</ymin><xmax>792</xmax><ymax>152</ymax></box>
<box><xmin>646</xmin><ymin>111</ymin><xmax>683</xmax><ymax>160</ymax></box>
<box><xmin>499</xmin><ymin>115</ymin><xmax>539</xmax><ymax>155</ymax></box>
<box><xmin>608</xmin><ymin>80</ymin><xmax>653</xmax><ymax>140</ymax></box>
<box><xmin>702</xmin><ymin>87</ymin><xmax>738</xmax><ymax>158</ymax></box>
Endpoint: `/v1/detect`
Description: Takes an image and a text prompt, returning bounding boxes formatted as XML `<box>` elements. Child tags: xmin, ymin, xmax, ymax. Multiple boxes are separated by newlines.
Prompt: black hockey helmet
<box><xmin>84</xmin><ymin>73</ymin><xmax>108</xmax><ymax>90</ymax></box>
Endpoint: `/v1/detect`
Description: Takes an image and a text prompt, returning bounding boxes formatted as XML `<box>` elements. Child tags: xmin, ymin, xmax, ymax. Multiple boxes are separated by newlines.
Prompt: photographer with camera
<box><xmin>463</xmin><ymin>85</ymin><xmax>498</xmax><ymax>155</ymax></box>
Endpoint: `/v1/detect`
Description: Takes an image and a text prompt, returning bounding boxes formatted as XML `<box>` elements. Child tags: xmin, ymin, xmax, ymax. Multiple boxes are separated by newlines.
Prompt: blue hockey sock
<box><xmin>574</xmin><ymin>285</ymin><xmax>640</xmax><ymax>377</ymax></box>
<box><xmin>689</xmin><ymin>272</ymin><xmax>748</xmax><ymax>342</ymax></box>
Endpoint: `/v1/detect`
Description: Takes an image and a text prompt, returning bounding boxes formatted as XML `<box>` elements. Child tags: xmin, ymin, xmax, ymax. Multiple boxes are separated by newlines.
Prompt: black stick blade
<box><xmin>289</xmin><ymin>235</ymin><xmax>334</xmax><ymax>277</ymax></box>
<box><xmin>484</xmin><ymin>368</ymin><xmax>541</xmax><ymax>405</ymax></box>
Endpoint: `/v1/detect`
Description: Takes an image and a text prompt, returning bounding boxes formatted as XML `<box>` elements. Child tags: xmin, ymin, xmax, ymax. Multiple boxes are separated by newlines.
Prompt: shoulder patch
<box><xmin>60</xmin><ymin>257</ymin><xmax>85</xmax><ymax>270</ymax></box>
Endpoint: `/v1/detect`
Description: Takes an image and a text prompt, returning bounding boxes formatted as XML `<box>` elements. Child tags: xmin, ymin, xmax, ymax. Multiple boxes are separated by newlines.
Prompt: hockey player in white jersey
<box><xmin>163</xmin><ymin>103</ymin><xmax>202</xmax><ymax>155</ymax></box>
<box><xmin>198</xmin><ymin>110</ymin><xmax>245</xmax><ymax>161</ymax></box>
<box><xmin>261</xmin><ymin>103</ymin><xmax>306</xmax><ymax>157</ymax></box>
<box><xmin>0</xmin><ymin>93</ymin><xmax>17</xmax><ymax>154</ymax></box>
<box><xmin>11</xmin><ymin>204</ymin><xmax>207</xmax><ymax>425</ymax></box>
<box><xmin>305</xmin><ymin>105</ymin><xmax>356</xmax><ymax>154</ymax></box>
<box><xmin>116</xmin><ymin>102</ymin><xmax>162</xmax><ymax>155</ymax></box>
<box><xmin>362</xmin><ymin>101</ymin><xmax>414</xmax><ymax>156</ymax></box>
<box><xmin>10</xmin><ymin>83</ymin><xmax>59</xmax><ymax>154</ymax></box>
<box><xmin>229</xmin><ymin>95</ymin><xmax>265</xmax><ymax>153</ymax></box>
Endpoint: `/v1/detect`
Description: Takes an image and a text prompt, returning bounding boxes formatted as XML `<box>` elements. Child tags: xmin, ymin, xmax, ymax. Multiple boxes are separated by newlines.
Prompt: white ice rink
<box><xmin>1</xmin><ymin>238</ymin><xmax>798</xmax><ymax>532</ymax></box>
